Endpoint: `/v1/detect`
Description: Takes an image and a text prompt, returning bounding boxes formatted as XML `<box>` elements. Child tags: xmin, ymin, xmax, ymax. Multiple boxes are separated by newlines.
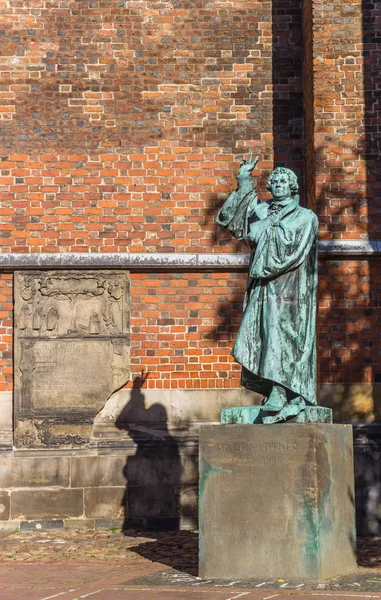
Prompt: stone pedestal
<box><xmin>199</xmin><ymin>424</ymin><xmax>356</xmax><ymax>581</ymax></box>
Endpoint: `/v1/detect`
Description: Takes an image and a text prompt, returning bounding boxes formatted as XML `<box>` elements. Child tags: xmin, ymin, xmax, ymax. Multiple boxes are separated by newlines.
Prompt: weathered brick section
<box><xmin>319</xmin><ymin>260</ymin><xmax>380</xmax><ymax>389</ymax></box>
<box><xmin>272</xmin><ymin>0</ymin><xmax>304</xmax><ymax>190</ymax></box>
<box><xmin>1</xmin><ymin>0</ymin><xmax>381</xmax><ymax>398</ymax></box>
<box><xmin>362</xmin><ymin>0</ymin><xmax>381</xmax><ymax>228</ymax></box>
<box><xmin>312</xmin><ymin>0</ymin><xmax>381</xmax><ymax>393</ymax></box>
<box><xmin>301</xmin><ymin>0</ymin><xmax>315</xmax><ymax>209</ymax></box>
<box><xmin>0</xmin><ymin>1</ymin><xmax>305</xmax><ymax>391</ymax></box>
<box><xmin>0</xmin><ymin>0</ymin><xmax>276</xmax><ymax>255</ymax></box>
<box><xmin>128</xmin><ymin>272</ymin><xmax>245</xmax><ymax>390</ymax></box>
<box><xmin>0</xmin><ymin>0</ymin><xmax>307</xmax><ymax>253</ymax></box>
<box><xmin>0</xmin><ymin>149</ymin><xmax>250</xmax><ymax>254</ymax></box>
<box><xmin>312</xmin><ymin>0</ymin><xmax>368</xmax><ymax>239</ymax></box>
<box><xmin>1</xmin><ymin>0</ymin><xmax>272</xmax><ymax>153</ymax></box>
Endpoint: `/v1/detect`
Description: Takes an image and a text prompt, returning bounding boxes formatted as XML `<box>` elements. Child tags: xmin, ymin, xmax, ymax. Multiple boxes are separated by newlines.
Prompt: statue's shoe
<box><xmin>261</xmin><ymin>385</ymin><xmax>287</xmax><ymax>413</ymax></box>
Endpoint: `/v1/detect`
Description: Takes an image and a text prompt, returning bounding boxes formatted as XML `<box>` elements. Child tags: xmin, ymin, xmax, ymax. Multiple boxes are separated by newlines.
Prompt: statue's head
<box><xmin>267</xmin><ymin>167</ymin><xmax>298</xmax><ymax>201</ymax></box>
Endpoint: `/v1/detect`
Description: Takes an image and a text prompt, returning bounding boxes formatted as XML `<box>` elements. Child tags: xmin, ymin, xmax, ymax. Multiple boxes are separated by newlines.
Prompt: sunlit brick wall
<box><xmin>1</xmin><ymin>0</ymin><xmax>381</xmax><ymax>398</ymax></box>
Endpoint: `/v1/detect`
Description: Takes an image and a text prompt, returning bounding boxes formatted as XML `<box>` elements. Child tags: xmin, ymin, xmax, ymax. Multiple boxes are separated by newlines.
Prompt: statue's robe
<box><xmin>216</xmin><ymin>178</ymin><xmax>318</xmax><ymax>407</ymax></box>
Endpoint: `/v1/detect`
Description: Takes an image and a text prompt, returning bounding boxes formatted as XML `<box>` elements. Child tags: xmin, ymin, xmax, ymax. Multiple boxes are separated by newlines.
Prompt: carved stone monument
<box><xmin>198</xmin><ymin>157</ymin><xmax>356</xmax><ymax>581</ymax></box>
<box><xmin>14</xmin><ymin>270</ymin><xmax>130</xmax><ymax>448</ymax></box>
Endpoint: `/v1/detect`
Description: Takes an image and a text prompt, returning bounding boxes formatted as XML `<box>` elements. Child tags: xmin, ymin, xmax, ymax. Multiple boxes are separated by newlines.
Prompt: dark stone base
<box><xmin>0</xmin><ymin>443</ymin><xmax>198</xmax><ymax>531</ymax></box>
<box><xmin>199</xmin><ymin>423</ymin><xmax>357</xmax><ymax>581</ymax></box>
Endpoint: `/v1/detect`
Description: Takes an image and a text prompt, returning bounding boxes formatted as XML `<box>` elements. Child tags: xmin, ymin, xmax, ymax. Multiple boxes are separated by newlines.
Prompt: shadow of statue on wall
<box><xmin>115</xmin><ymin>373</ymin><xmax>182</xmax><ymax>531</ymax></box>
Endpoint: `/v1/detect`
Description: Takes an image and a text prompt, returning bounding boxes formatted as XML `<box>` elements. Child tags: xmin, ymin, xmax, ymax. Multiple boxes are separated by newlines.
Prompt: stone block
<box><xmin>0</xmin><ymin>392</ymin><xmax>12</xmax><ymax>449</ymax></box>
<box><xmin>94</xmin><ymin>388</ymin><xmax>262</xmax><ymax>437</ymax></box>
<box><xmin>126</xmin><ymin>484</ymin><xmax>180</xmax><ymax>520</ymax></box>
<box><xmin>355</xmin><ymin>486</ymin><xmax>381</xmax><ymax>537</ymax></box>
<box><xmin>125</xmin><ymin>450</ymin><xmax>197</xmax><ymax>487</ymax></box>
<box><xmin>0</xmin><ymin>492</ymin><xmax>10</xmax><ymax>520</ymax></box>
<box><xmin>178</xmin><ymin>485</ymin><xmax>198</xmax><ymax>518</ymax></box>
<box><xmin>84</xmin><ymin>487</ymin><xmax>125</xmax><ymax>519</ymax></box>
<box><xmin>199</xmin><ymin>424</ymin><xmax>356</xmax><ymax>581</ymax></box>
<box><xmin>0</xmin><ymin>521</ymin><xmax>20</xmax><ymax>531</ymax></box>
<box><xmin>95</xmin><ymin>519</ymin><xmax>124</xmax><ymax>530</ymax></box>
<box><xmin>20</xmin><ymin>520</ymin><xmax>63</xmax><ymax>531</ymax></box>
<box><xmin>11</xmin><ymin>489</ymin><xmax>83</xmax><ymax>520</ymax></box>
<box><xmin>71</xmin><ymin>456</ymin><xmax>127</xmax><ymax>488</ymax></box>
<box><xmin>121</xmin><ymin>517</ymin><xmax>180</xmax><ymax>531</ymax></box>
<box><xmin>179</xmin><ymin>515</ymin><xmax>198</xmax><ymax>530</ymax></box>
<box><xmin>221</xmin><ymin>405</ymin><xmax>332</xmax><ymax>424</ymax></box>
<box><xmin>319</xmin><ymin>383</ymin><xmax>375</xmax><ymax>420</ymax></box>
<box><xmin>0</xmin><ymin>457</ymin><xmax>70</xmax><ymax>488</ymax></box>
<box><xmin>64</xmin><ymin>519</ymin><xmax>95</xmax><ymax>530</ymax></box>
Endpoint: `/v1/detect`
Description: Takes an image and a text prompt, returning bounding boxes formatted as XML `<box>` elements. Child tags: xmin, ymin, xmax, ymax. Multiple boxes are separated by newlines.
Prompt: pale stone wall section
<box><xmin>0</xmin><ymin>392</ymin><xmax>13</xmax><ymax>449</ymax></box>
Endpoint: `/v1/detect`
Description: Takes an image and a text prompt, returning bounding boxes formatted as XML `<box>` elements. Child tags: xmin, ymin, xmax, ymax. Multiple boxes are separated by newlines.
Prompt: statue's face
<box><xmin>270</xmin><ymin>173</ymin><xmax>291</xmax><ymax>201</ymax></box>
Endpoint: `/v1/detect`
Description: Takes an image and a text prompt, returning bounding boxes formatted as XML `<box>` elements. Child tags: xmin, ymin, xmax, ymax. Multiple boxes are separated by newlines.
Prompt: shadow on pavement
<box><xmin>123</xmin><ymin>530</ymin><xmax>198</xmax><ymax>576</ymax></box>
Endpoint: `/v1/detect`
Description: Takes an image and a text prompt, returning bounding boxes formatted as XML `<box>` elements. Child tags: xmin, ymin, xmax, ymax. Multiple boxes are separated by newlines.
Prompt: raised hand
<box><xmin>237</xmin><ymin>151</ymin><xmax>259</xmax><ymax>179</ymax></box>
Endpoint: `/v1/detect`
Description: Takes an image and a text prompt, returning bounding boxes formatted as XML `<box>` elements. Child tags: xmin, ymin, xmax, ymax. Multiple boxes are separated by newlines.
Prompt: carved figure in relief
<box><xmin>32</xmin><ymin>308</ymin><xmax>43</xmax><ymax>331</ymax></box>
<box><xmin>19</xmin><ymin>305</ymin><xmax>29</xmax><ymax>330</ymax></box>
<box><xmin>216</xmin><ymin>154</ymin><xmax>318</xmax><ymax>423</ymax></box>
<box><xmin>19</xmin><ymin>276</ymin><xmax>36</xmax><ymax>301</ymax></box>
<box><xmin>89</xmin><ymin>311</ymin><xmax>101</xmax><ymax>335</ymax></box>
<box><xmin>46</xmin><ymin>307</ymin><xmax>59</xmax><ymax>332</ymax></box>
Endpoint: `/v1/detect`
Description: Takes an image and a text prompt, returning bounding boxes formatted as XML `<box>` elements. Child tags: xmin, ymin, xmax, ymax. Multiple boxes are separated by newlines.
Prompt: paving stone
<box><xmin>0</xmin><ymin>588</ymin><xmax>72</xmax><ymax>600</ymax></box>
<box><xmin>0</xmin><ymin>530</ymin><xmax>380</xmax><ymax>598</ymax></box>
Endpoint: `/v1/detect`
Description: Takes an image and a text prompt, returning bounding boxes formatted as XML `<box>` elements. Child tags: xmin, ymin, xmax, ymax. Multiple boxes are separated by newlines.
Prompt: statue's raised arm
<box><xmin>216</xmin><ymin>152</ymin><xmax>260</xmax><ymax>243</ymax></box>
<box><xmin>216</xmin><ymin>158</ymin><xmax>319</xmax><ymax>424</ymax></box>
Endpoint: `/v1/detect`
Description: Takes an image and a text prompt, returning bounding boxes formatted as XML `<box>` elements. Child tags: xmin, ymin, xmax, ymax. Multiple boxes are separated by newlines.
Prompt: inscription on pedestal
<box><xmin>215</xmin><ymin>441</ymin><xmax>298</xmax><ymax>452</ymax></box>
<box><xmin>14</xmin><ymin>270</ymin><xmax>130</xmax><ymax>448</ymax></box>
<box><xmin>215</xmin><ymin>441</ymin><xmax>298</xmax><ymax>466</ymax></box>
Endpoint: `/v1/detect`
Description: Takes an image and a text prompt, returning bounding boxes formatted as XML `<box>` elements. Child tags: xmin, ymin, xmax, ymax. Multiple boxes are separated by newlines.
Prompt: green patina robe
<box><xmin>216</xmin><ymin>178</ymin><xmax>318</xmax><ymax>406</ymax></box>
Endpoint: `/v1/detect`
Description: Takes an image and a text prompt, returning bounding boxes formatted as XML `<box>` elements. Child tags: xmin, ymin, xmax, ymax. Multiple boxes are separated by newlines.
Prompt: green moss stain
<box><xmin>199</xmin><ymin>453</ymin><xmax>227</xmax><ymax>566</ymax></box>
<box><xmin>301</xmin><ymin>493</ymin><xmax>319</xmax><ymax>578</ymax></box>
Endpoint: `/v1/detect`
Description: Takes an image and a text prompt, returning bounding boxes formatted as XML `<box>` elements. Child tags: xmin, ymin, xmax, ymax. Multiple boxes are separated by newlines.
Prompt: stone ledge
<box><xmin>0</xmin><ymin>252</ymin><xmax>250</xmax><ymax>271</ymax></box>
<box><xmin>319</xmin><ymin>240</ymin><xmax>381</xmax><ymax>257</ymax></box>
<box><xmin>0</xmin><ymin>241</ymin><xmax>380</xmax><ymax>272</ymax></box>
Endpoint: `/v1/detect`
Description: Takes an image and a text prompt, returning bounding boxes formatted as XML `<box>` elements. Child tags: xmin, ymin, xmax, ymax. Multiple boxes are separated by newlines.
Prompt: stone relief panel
<box><xmin>14</xmin><ymin>271</ymin><xmax>130</xmax><ymax>448</ymax></box>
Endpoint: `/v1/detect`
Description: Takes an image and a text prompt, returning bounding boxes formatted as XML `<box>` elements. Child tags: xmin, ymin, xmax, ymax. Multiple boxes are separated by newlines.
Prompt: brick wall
<box><xmin>312</xmin><ymin>0</ymin><xmax>368</xmax><ymax>240</ymax></box>
<box><xmin>311</xmin><ymin>0</ymin><xmax>381</xmax><ymax>416</ymax></box>
<box><xmin>319</xmin><ymin>261</ymin><xmax>375</xmax><ymax>385</ymax></box>
<box><xmin>128</xmin><ymin>272</ymin><xmax>245</xmax><ymax>390</ymax></box>
<box><xmin>0</xmin><ymin>0</ymin><xmax>381</xmax><ymax>404</ymax></box>
<box><xmin>0</xmin><ymin>0</ymin><xmax>306</xmax><ymax>255</ymax></box>
<box><xmin>0</xmin><ymin>0</ymin><xmax>303</xmax><ymax>392</ymax></box>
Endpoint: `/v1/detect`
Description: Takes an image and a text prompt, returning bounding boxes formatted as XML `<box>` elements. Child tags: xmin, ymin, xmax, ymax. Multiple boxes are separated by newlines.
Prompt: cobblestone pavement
<box><xmin>0</xmin><ymin>529</ymin><xmax>381</xmax><ymax>599</ymax></box>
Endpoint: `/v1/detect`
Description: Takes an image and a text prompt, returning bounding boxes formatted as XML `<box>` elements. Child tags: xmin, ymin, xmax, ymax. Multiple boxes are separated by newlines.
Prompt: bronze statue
<box><xmin>216</xmin><ymin>154</ymin><xmax>318</xmax><ymax>423</ymax></box>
